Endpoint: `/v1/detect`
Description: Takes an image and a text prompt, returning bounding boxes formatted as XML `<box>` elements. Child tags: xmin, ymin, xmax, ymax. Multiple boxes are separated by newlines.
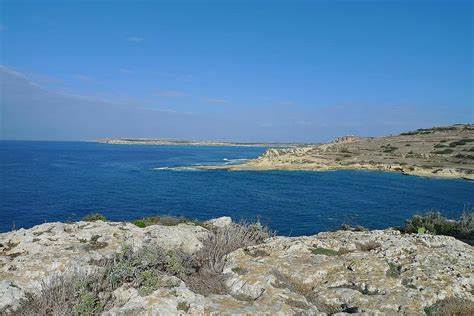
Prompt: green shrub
<box><xmin>448</xmin><ymin>139</ymin><xmax>474</xmax><ymax>147</ymax></box>
<box><xmin>382</xmin><ymin>145</ymin><xmax>398</xmax><ymax>153</ymax></box>
<box><xmin>231</xmin><ymin>266</ymin><xmax>248</xmax><ymax>275</ymax></box>
<box><xmin>131</xmin><ymin>216</ymin><xmax>160</xmax><ymax>227</ymax></box>
<box><xmin>432</xmin><ymin>149</ymin><xmax>453</xmax><ymax>154</ymax></box>
<box><xmin>137</xmin><ymin>270</ymin><xmax>161</xmax><ymax>296</ymax></box>
<box><xmin>73</xmin><ymin>291</ymin><xmax>102</xmax><ymax>315</ymax></box>
<box><xmin>82</xmin><ymin>213</ymin><xmax>107</xmax><ymax>222</ymax></box>
<box><xmin>131</xmin><ymin>216</ymin><xmax>205</xmax><ymax>228</ymax></box>
<box><xmin>132</xmin><ymin>219</ymin><xmax>147</xmax><ymax>228</ymax></box>
<box><xmin>404</xmin><ymin>211</ymin><xmax>474</xmax><ymax>240</ymax></box>
<box><xmin>310</xmin><ymin>247</ymin><xmax>338</xmax><ymax>256</ymax></box>
<box><xmin>454</xmin><ymin>154</ymin><xmax>474</xmax><ymax>160</ymax></box>
<box><xmin>400</xmin><ymin>126</ymin><xmax>457</xmax><ymax>135</ymax></box>
<box><xmin>386</xmin><ymin>262</ymin><xmax>402</xmax><ymax>278</ymax></box>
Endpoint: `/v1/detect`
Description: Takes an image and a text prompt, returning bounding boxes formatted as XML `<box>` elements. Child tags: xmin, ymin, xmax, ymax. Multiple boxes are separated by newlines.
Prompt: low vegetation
<box><xmin>11</xmin><ymin>210</ymin><xmax>474</xmax><ymax>314</ymax></box>
<box><xmin>197</xmin><ymin>220</ymin><xmax>274</xmax><ymax>273</ymax></box>
<box><xmin>80</xmin><ymin>213</ymin><xmax>204</xmax><ymax>228</ymax></box>
<box><xmin>130</xmin><ymin>215</ymin><xmax>205</xmax><ymax>228</ymax></box>
<box><xmin>454</xmin><ymin>153</ymin><xmax>474</xmax><ymax>160</ymax></box>
<box><xmin>14</xmin><ymin>245</ymin><xmax>194</xmax><ymax>315</ymax></box>
<box><xmin>14</xmin><ymin>220</ymin><xmax>273</xmax><ymax>314</ymax></box>
<box><xmin>82</xmin><ymin>213</ymin><xmax>107</xmax><ymax>222</ymax></box>
<box><xmin>380</xmin><ymin>144</ymin><xmax>398</xmax><ymax>153</ymax></box>
<box><xmin>432</xmin><ymin>148</ymin><xmax>454</xmax><ymax>154</ymax></box>
<box><xmin>424</xmin><ymin>297</ymin><xmax>474</xmax><ymax>316</ymax></box>
<box><xmin>310</xmin><ymin>247</ymin><xmax>339</xmax><ymax>256</ymax></box>
<box><xmin>448</xmin><ymin>138</ymin><xmax>474</xmax><ymax>147</ymax></box>
<box><xmin>400</xmin><ymin>126</ymin><xmax>458</xmax><ymax>136</ymax></box>
<box><xmin>386</xmin><ymin>262</ymin><xmax>402</xmax><ymax>278</ymax></box>
<box><xmin>403</xmin><ymin>211</ymin><xmax>474</xmax><ymax>241</ymax></box>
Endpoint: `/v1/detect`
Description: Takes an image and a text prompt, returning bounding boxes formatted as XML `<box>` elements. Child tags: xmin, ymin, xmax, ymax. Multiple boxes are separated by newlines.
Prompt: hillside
<box><xmin>202</xmin><ymin>124</ymin><xmax>474</xmax><ymax>180</ymax></box>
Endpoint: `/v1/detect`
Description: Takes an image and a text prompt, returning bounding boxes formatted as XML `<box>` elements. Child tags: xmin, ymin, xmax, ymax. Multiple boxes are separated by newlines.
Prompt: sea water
<box><xmin>1</xmin><ymin>140</ymin><xmax>473</xmax><ymax>235</ymax></box>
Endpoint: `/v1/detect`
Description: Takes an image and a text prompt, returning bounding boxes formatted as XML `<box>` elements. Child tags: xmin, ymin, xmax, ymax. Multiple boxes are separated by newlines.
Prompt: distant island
<box><xmin>199</xmin><ymin>124</ymin><xmax>474</xmax><ymax>180</ymax></box>
<box><xmin>98</xmin><ymin>138</ymin><xmax>309</xmax><ymax>148</ymax></box>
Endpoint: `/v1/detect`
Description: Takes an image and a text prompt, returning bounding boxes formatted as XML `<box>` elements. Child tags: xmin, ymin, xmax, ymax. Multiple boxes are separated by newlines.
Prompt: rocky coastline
<box><xmin>1</xmin><ymin>217</ymin><xmax>473</xmax><ymax>315</ymax></box>
<box><xmin>199</xmin><ymin>125</ymin><xmax>474</xmax><ymax>180</ymax></box>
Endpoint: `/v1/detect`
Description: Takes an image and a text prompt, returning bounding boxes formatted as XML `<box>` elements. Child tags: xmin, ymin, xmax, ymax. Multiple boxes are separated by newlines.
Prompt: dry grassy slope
<box><xmin>225</xmin><ymin>124</ymin><xmax>474</xmax><ymax>180</ymax></box>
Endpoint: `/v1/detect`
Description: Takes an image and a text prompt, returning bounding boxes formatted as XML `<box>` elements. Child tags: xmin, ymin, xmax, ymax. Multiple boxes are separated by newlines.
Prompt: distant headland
<box><xmin>98</xmin><ymin>138</ymin><xmax>309</xmax><ymax>148</ymax></box>
<box><xmin>198</xmin><ymin>124</ymin><xmax>474</xmax><ymax>180</ymax></box>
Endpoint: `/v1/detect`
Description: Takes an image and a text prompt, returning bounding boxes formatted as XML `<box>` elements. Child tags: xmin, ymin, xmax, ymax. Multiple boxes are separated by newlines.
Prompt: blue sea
<box><xmin>0</xmin><ymin>141</ymin><xmax>473</xmax><ymax>235</ymax></box>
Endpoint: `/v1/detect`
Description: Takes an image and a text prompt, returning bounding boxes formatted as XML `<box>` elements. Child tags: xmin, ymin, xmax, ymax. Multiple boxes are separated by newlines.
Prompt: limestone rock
<box><xmin>205</xmin><ymin>216</ymin><xmax>232</xmax><ymax>229</ymax></box>
<box><xmin>1</xmin><ymin>220</ymin><xmax>473</xmax><ymax>315</ymax></box>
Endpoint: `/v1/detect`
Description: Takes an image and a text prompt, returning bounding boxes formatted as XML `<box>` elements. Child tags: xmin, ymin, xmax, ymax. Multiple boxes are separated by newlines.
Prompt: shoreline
<box><xmin>196</xmin><ymin>163</ymin><xmax>474</xmax><ymax>180</ymax></box>
<box><xmin>195</xmin><ymin>124</ymin><xmax>474</xmax><ymax>181</ymax></box>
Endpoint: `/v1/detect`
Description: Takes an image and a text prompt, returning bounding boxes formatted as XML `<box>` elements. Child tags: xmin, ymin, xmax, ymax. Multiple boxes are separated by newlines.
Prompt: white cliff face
<box><xmin>1</xmin><ymin>220</ymin><xmax>473</xmax><ymax>315</ymax></box>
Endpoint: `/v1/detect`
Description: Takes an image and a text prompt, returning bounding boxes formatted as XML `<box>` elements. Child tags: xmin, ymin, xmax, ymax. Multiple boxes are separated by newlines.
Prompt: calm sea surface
<box><xmin>1</xmin><ymin>141</ymin><xmax>473</xmax><ymax>235</ymax></box>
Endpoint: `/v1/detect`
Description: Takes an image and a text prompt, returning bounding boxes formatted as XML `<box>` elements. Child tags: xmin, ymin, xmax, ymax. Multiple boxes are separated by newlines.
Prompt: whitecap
<box><xmin>152</xmin><ymin>166</ymin><xmax>201</xmax><ymax>171</ymax></box>
<box><xmin>223</xmin><ymin>158</ymin><xmax>249</xmax><ymax>165</ymax></box>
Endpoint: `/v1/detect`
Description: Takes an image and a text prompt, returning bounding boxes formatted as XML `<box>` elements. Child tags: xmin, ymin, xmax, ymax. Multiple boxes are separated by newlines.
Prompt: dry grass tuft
<box><xmin>13</xmin><ymin>219</ymin><xmax>274</xmax><ymax>314</ymax></box>
<box><xmin>424</xmin><ymin>297</ymin><xmax>474</xmax><ymax>316</ymax></box>
<box><xmin>197</xmin><ymin>220</ymin><xmax>274</xmax><ymax>273</ymax></box>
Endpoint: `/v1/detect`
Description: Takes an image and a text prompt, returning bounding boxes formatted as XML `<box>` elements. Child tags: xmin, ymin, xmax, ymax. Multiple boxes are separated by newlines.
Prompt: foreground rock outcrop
<box><xmin>1</xmin><ymin>219</ymin><xmax>473</xmax><ymax>315</ymax></box>
<box><xmin>200</xmin><ymin>124</ymin><xmax>474</xmax><ymax>180</ymax></box>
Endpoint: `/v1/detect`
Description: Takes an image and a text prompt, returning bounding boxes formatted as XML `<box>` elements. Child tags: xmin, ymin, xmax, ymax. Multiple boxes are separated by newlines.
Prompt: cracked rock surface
<box><xmin>1</xmin><ymin>220</ymin><xmax>473</xmax><ymax>315</ymax></box>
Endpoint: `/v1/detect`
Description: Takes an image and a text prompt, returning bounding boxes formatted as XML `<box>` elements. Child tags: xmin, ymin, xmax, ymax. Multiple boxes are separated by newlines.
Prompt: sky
<box><xmin>0</xmin><ymin>0</ymin><xmax>472</xmax><ymax>142</ymax></box>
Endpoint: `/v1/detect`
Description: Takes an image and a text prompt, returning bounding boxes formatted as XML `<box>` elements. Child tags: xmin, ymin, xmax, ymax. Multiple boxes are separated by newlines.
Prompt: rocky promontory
<box><xmin>1</xmin><ymin>218</ymin><xmax>473</xmax><ymax>315</ymax></box>
<box><xmin>200</xmin><ymin>124</ymin><xmax>474</xmax><ymax>180</ymax></box>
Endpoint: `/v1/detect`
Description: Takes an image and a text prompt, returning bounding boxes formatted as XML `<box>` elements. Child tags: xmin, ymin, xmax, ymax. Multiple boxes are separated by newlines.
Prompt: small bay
<box><xmin>1</xmin><ymin>140</ymin><xmax>473</xmax><ymax>234</ymax></box>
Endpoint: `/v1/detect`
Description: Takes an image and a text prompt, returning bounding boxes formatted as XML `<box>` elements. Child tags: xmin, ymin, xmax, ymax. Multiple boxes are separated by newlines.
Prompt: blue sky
<box><xmin>1</xmin><ymin>0</ymin><xmax>472</xmax><ymax>141</ymax></box>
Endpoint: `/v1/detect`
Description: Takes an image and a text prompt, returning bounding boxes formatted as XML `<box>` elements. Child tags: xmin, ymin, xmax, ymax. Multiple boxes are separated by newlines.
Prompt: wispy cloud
<box><xmin>126</xmin><ymin>36</ymin><xmax>143</xmax><ymax>43</ymax></box>
<box><xmin>0</xmin><ymin>65</ymin><xmax>41</xmax><ymax>88</ymax></box>
<box><xmin>204</xmin><ymin>98</ymin><xmax>229</xmax><ymax>104</ymax></box>
<box><xmin>155</xmin><ymin>90</ymin><xmax>185</xmax><ymax>98</ymax></box>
